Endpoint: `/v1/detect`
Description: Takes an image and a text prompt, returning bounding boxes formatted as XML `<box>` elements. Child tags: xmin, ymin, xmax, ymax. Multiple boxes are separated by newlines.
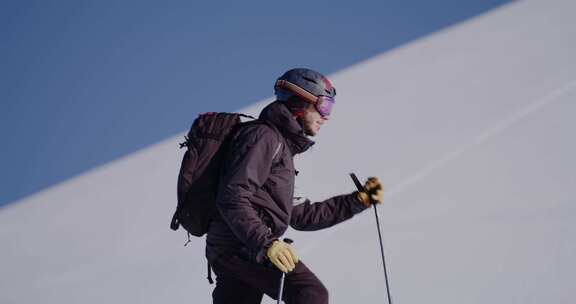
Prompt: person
<box><xmin>206</xmin><ymin>68</ymin><xmax>383</xmax><ymax>304</ymax></box>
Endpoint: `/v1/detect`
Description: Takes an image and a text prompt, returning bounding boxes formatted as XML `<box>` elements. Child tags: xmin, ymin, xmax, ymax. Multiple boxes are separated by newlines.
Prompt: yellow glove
<box><xmin>357</xmin><ymin>177</ymin><xmax>384</xmax><ymax>207</ymax></box>
<box><xmin>266</xmin><ymin>240</ymin><xmax>299</xmax><ymax>273</ymax></box>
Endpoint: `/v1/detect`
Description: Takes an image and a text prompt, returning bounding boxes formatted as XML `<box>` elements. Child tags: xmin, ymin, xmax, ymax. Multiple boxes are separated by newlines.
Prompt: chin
<box><xmin>309</xmin><ymin>129</ymin><xmax>320</xmax><ymax>137</ymax></box>
<box><xmin>304</xmin><ymin>129</ymin><xmax>318</xmax><ymax>137</ymax></box>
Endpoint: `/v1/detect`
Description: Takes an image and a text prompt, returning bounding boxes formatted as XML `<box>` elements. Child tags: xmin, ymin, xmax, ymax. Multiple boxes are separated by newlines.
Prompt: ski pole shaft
<box><xmin>372</xmin><ymin>197</ymin><xmax>393</xmax><ymax>304</ymax></box>
<box><xmin>350</xmin><ymin>173</ymin><xmax>393</xmax><ymax>304</ymax></box>
<box><xmin>277</xmin><ymin>274</ymin><xmax>286</xmax><ymax>304</ymax></box>
<box><xmin>277</xmin><ymin>238</ymin><xmax>293</xmax><ymax>304</ymax></box>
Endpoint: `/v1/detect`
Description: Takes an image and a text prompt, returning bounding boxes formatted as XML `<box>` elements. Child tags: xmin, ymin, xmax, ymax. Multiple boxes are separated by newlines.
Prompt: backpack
<box><xmin>170</xmin><ymin>112</ymin><xmax>282</xmax><ymax>239</ymax></box>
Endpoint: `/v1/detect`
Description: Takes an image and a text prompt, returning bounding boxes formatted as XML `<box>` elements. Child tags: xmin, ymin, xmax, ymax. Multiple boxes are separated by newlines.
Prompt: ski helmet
<box><xmin>274</xmin><ymin>68</ymin><xmax>336</xmax><ymax>117</ymax></box>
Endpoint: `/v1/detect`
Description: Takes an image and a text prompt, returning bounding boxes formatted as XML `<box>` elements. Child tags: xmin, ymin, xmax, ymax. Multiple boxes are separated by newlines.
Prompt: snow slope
<box><xmin>1</xmin><ymin>1</ymin><xmax>575</xmax><ymax>303</ymax></box>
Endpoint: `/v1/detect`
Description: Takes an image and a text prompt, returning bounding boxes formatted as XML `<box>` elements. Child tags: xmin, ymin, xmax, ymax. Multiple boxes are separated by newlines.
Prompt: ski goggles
<box><xmin>275</xmin><ymin>80</ymin><xmax>335</xmax><ymax>118</ymax></box>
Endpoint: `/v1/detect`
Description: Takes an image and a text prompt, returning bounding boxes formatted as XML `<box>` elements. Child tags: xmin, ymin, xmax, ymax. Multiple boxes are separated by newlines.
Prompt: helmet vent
<box><xmin>302</xmin><ymin>76</ymin><xmax>318</xmax><ymax>84</ymax></box>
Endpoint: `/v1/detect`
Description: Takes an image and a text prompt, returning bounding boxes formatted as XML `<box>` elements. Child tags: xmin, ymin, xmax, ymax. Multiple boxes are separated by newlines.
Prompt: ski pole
<box><xmin>350</xmin><ymin>173</ymin><xmax>393</xmax><ymax>304</ymax></box>
<box><xmin>277</xmin><ymin>238</ymin><xmax>293</xmax><ymax>304</ymax></box>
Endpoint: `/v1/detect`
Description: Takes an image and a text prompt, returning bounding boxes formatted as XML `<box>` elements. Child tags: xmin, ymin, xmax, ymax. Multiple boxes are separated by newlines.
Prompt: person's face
<box><xmin>300</xmin><ymin>103</ymin><xmax>329</xmax><ymax>136</ymax></box>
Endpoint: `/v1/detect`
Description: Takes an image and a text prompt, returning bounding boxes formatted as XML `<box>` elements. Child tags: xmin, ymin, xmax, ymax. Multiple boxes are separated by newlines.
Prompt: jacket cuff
<box><xmin>349</xmin><ymin>191</ymin><xmax>370</xmax><ymax>213</ymax></box>
<box><xmin>254</xmin><ymin>238</ymin><xmax>277</xmax><ymax>263</ymax></box>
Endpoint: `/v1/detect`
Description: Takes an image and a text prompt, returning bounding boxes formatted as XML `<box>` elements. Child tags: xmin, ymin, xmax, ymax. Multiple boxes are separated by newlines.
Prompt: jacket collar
<box><xmin>258</xmin><ymin>101</ymin><xmax>314</xmax><ymax>155</ymax></box>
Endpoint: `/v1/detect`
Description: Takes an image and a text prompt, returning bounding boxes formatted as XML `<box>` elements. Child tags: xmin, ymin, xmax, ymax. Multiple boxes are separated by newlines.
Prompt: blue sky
<box><xmin>0</xmin><ymin>0</ymin><xmax>510</xmax><ymax>207</ymax></box>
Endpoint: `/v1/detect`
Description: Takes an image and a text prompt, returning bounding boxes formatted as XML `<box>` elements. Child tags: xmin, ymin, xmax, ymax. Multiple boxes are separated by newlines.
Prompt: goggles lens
<box><xmin>315</xmin><ymin>96</ymin><xmax>335</xmax><ymax>118</ymax></box>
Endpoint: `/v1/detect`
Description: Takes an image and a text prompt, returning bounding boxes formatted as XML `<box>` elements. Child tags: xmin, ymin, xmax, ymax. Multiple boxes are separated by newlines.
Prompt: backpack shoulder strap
<box><xmin>262</xmin><ymin>122</ymin><xmax>284</xmax><ymax>163</ymax></box>
<box><xmin>235</xmin><ymin>120</ymin><xmax>284</xmax><ymax>163</ymax></box>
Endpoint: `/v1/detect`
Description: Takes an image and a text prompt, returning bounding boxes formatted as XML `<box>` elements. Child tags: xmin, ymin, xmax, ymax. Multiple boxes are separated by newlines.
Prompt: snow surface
<box><xmin>1</xmin><ymin>1</ymin><xmax>575</xmax><ymax>303</ymax></box>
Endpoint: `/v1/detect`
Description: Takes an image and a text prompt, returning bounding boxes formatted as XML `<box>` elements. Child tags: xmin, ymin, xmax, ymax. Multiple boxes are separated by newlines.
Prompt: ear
<box><xmin>292</xmin><ymin>110</ymin><xmax>305</xmax><ymax>119</ymax></box>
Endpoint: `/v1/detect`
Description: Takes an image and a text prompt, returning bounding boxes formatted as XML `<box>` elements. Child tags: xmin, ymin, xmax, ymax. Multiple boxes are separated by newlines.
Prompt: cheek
<box><xmin>302</xmin><ymin>108</ymin><xmax>322</xmax><ymax>129</ymax></box>
<box><xmin>309</xmin><ymin>111</ymin><xmax>322</xmax><ymax>122</ymax></box>
<box><xmin>309</xmin><ymin>116</ymin><xmax>318</xmax><ymax>126</ymax></box>
<box><xmin>303</xmin><ymin>113</ymin><xmax>315</xmax><ymax>125</ymax></box>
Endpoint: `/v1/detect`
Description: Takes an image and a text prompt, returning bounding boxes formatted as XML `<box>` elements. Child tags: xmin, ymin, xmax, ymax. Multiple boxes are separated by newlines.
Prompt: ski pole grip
<box><xmin>350</xmin><ymin>173</ymin><xmax>364</xmax><ymax>192</ymax></box>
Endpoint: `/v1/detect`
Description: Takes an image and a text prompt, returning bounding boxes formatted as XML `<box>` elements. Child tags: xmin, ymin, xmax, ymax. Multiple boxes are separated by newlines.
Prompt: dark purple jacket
<box><xmin>206</xmin><ymin>101</ymin><xmax>367</xmax><ymax>263</ymax></box>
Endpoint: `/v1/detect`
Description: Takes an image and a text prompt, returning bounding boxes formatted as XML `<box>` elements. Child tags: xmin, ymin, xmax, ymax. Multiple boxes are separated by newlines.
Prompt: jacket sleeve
<box><xmin>215</xmin><ymin>125</ymin><xmax>279</xmax><ymax>261</ymax></box>
<box><xmin>290</xmin><ymin>192</ymin><xmax>369</xmax><ymax>231</ymax></box>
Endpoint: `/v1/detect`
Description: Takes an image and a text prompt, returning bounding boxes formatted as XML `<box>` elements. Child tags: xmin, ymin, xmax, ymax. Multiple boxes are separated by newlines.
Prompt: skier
<box><xmin>207</xmin><ymin>68</ymin><xmax>383</xmax><ymax>304</ymax></box>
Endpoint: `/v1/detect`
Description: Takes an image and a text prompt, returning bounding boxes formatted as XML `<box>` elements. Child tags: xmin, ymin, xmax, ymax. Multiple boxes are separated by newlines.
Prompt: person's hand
<box><xmin>357</xmin><ymin>177</ymin><xmax>383</xmax><ymax>207</ymax></box>
<box><xmin>266</xmin><ymin>240</ymin><xmax>299</xmax><ymax>273</ymax></box>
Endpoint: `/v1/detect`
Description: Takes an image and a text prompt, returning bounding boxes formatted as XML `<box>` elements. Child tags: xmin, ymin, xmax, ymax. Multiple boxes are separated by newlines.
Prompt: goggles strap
<box><xmin>275</xmin><ymin>80</ymin><xmax>319</xmax><ymax>104</ymax></box>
